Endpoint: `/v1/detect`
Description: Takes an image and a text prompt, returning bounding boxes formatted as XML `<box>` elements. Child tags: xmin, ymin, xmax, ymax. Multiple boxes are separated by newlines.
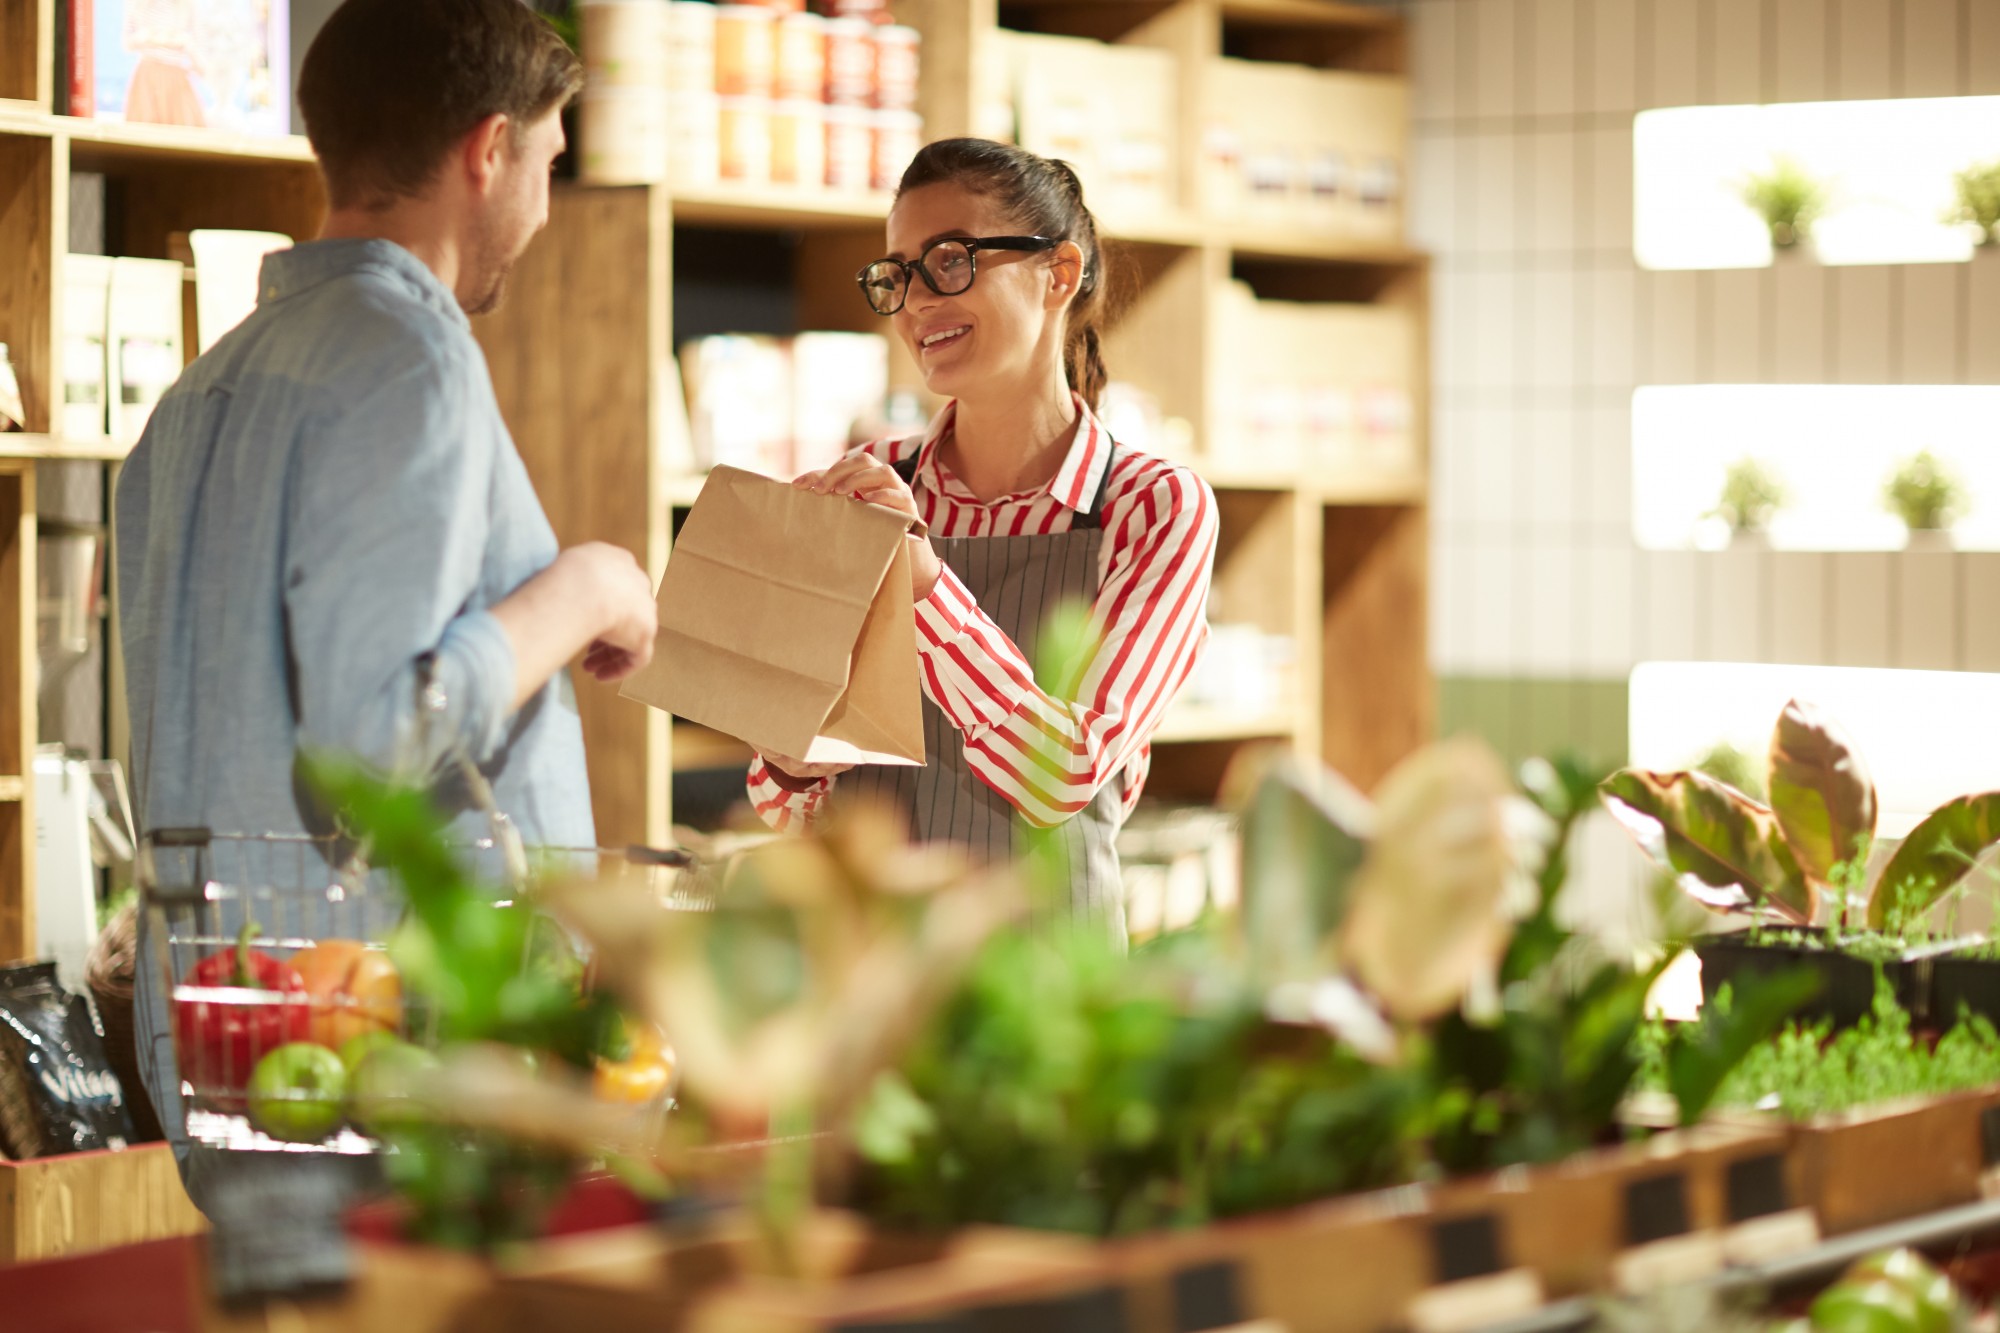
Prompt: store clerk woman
<box><xmin>747</xmin><ymin>138</ymin><xmax>1220</xmax><ymax>947</ymax></box>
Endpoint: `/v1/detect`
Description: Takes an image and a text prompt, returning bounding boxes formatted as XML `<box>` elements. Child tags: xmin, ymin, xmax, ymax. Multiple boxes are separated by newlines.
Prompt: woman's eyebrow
<box><xmin>884</xmin><ymin>229</ymin><xmax>978</xmax><ymax>261</ymax></box>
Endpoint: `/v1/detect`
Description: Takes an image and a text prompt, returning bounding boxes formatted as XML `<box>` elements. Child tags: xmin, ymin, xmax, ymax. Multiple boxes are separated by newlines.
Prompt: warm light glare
<box><xmin>1629</xmin><ymin>661</ymin><xmax>2000</xmax><ymax>837</ymax></box>
<box><xmin>1631</xmin><ymin>385</ymin><xmax>2000</xmax><ymax>550</ymax></box>
<box><xmin>1634</xmin><ymin>97</ymin><xmax>2000</xmax><ymax>269</ymax></box>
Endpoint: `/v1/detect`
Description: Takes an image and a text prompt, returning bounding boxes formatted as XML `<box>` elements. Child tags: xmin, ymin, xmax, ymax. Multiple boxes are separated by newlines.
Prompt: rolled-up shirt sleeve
<box><xmin>284</xmin><ymin>342</ymin><xmax>516</xmax><ymax>779</ymax></box>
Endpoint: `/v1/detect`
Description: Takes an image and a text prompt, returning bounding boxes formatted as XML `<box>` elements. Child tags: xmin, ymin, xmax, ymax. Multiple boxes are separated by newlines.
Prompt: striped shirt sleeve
<box><xmin>915</xmin><ymin>462</ymin><xmax>1218</xmax><ymax>828</ymax></box>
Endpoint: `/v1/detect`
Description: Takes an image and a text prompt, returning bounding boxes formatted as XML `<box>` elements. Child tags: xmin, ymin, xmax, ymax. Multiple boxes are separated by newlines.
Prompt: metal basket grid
<box><xmin>140</xmin><ymin>830</ymin><xmax>703</xmax><ymax>1154</ymax></box>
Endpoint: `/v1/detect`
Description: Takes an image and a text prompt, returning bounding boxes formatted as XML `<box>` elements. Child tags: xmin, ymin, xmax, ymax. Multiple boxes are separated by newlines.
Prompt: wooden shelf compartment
<box><xmin>0</xmin><ymin>434</ymin><xmax>135</xmax><ymax>462</ymax></box>
<box><xmin>0</xmin><ymin>0</ymin><xmax>48</xmax><ymax>110</ymax></box>
<box><xmin>0</xmin><ymin>1142</ymin><xmax>206</xmax><ymax>1263</ymax></box>
<box><xmin>1152</xmin><ymin>703</ymin><xmax>1299</xmax><ymax>744</ymax></box>
<box><xmin>56</xmin><ymin>115</ymin><xmax>314</xmax><ymax>168</ymax></box>
<box><xmin>671</xmin><ymin>182</ymin><xmax>894</xmax><ymax>229</ymax></box>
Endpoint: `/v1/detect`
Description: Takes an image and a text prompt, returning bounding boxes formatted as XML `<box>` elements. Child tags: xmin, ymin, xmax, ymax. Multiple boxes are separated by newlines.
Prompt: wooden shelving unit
<box><xmin>476</xmin><ymin>0</ymin><xmax>1432</xmax><ymax>845</ymax></box>
<box><xmin>0</xmin><ymin>0</ymin><xmax>1428</xmax><ymax>900</ymax></box>
<box><xmin>0</xmin><ymin>0</ymin><xmax>328</xmax><ymax>959</ymax></box>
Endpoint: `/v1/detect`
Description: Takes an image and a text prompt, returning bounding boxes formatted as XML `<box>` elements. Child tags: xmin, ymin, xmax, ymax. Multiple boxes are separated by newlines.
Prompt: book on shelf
<box><xmin>93</xmin><ymin>0</ymin><xmax>290</xmax><ymax>137</ymax></box>
<box><xmin>61</xmin><ymin>256</ymin><xmax>113</xmax><ymax>441</ymax></box>
<box><xmin>56</xmin><ymin>0</ymin><xmax>95</xmax><ymax>117</ymax></box>
<box><xmin>105</xmin><ymin>257</ymin><xmax>186</xmax><ymax>441</ymax></box>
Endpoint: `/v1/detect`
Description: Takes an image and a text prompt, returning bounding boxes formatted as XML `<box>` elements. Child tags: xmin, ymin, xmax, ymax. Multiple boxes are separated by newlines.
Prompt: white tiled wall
<box><xmin>1412</xmin><ymin>0</ymin><xmax>2000</xmax><ymax>684</ymax></box>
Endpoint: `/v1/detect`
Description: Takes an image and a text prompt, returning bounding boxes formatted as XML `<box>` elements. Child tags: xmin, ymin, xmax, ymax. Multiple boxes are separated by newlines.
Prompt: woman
<box><xmin>747</xmin><ymin>139</ymin><xmax>1218</xmax><ymax>946</ymax></box>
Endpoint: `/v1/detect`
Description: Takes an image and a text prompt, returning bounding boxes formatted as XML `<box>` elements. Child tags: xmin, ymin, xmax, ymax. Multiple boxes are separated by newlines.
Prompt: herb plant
<box><xmin>1708</xmin><ymin>458</ymin><xmax>1788</xmax><ymax>536</ymax></box>
<box><xmin>1947</xmin><ymin>160</ymin><xmax>2000</xmax><ymax>246</ymax></box>
<box><xmin>1739</xmin><ymin>157</ymin><xmax>1829</xmax><ymax>251</ymax></box>
<box><xmin>1883</xmin><ymin>450</ymin><xmax>1967</xmax><ymax>534</ymax></box>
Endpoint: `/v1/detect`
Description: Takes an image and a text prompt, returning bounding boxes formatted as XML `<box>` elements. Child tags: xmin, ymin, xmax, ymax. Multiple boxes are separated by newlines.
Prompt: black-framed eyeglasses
<box><xmin>856</xmin><ymin>235</ymin><xmax>1061</xmax><ymax>316</ymax></box>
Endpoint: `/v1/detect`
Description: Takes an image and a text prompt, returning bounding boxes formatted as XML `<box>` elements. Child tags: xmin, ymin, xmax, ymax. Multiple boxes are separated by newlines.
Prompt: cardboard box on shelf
<box><xmin>105</xmin><ymin>257</ymin><xmax>184</xmax><ymax>442</ymax></box>
<box><xmin>1001</xmin><ymin>32</ymin><xmax>1178</xmax><ymax>221</ymax></box>
<box><xmin>1210</xmin><ymin>282</ymin><xmax>1416</xmax><ymax>477</ymax></box>
<box><xmin>60</xmin><ymin>255</ymin><xmax>112</xmax><ymax>441</ymax></box>
<box><xmin>1200</xmin><ymin>58</ymin><xmax>1409</xmax><ymax>240</ymax></box>
<box><xmin>164</xmin><ymin>230</ymin><xmax>292</xmax><ymax>357</ymax></box>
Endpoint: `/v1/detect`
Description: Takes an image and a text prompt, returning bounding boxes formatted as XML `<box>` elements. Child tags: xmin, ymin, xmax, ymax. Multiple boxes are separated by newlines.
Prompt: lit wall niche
<box><xmin>1629</xmin><ymin>661</ymin><xmax>2000</xmax><ymax>838</ymax></box>
<box><xmin>1633</xmin><ymin>97</ymin><xmax>2000</xmax><ymax>269</ymax></box>
<box><xmin>1631</xmin><ymin>385</ymin><xmax>2000</xmax><ymax>551</ymax></box>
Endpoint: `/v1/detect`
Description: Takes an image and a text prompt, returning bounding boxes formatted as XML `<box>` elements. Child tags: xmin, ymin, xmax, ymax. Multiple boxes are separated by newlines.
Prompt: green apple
<box><xmin>349</xmin><ymin>1040</ymin><xmax>441</xmax><ymax>1135</ymax></box>
<box><xmin>338</xmin><ymin>1029</ymin><xmax>404</xmax><ymax>1076</ymax></box>
<box><xmin>247</xmin><ymin>1042</ymin><xmax>349</xmax><ymax>1143</ymax></box>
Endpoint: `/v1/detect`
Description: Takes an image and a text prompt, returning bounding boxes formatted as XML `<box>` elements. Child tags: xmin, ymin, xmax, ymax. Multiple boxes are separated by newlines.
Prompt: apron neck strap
<box><xmin>890</xmin><ymin>436</ymin><xmax>1119</xmax><ymax>529</ymax></box>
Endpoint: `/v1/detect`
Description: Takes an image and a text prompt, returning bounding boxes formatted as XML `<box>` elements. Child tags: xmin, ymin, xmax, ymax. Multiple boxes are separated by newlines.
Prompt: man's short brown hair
<box><xmin>299</xmin><ymin>0</ymin><xmax>584</xmax><ymax>209</ymax></box>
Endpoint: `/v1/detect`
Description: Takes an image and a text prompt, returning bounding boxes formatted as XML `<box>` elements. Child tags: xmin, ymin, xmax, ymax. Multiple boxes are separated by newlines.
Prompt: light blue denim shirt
<box><xmin>115</xmin><ymin>238</ymin><xmax>595</xmax><ymax>1199</ymax></box>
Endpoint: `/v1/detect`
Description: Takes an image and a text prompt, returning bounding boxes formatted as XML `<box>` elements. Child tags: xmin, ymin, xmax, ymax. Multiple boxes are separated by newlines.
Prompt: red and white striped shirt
<box><xmin>747</xmin><ymin>398</ymin><xmax>1218</xmax><ymax>832</ymax></box>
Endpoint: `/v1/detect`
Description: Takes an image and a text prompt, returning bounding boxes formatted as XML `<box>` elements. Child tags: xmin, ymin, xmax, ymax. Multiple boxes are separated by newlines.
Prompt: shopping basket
<box><xmin>137</xmin><ymin>828</ymin><xmax>708</xmax><ymax>1154</ymax></box>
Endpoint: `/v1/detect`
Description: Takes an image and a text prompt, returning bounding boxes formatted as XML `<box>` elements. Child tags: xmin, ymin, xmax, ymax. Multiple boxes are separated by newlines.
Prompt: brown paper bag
<box><xmin>619</xmin><ymin>465</ymin><xmax>925</xmax><ymax>766</ymax></box>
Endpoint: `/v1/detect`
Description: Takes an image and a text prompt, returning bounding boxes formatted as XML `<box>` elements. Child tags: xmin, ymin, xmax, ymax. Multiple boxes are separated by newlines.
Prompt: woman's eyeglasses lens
<box><xmin>860</xmin><ymin>240</ymin><xmax>978</xmax><ymax>314</ymax></box>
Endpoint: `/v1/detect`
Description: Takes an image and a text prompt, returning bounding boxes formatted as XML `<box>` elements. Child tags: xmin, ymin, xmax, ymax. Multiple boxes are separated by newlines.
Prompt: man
<box><xmin>116</xmin><ymin>0</ymin><xmax>657</xmax><ymax>1209</ymax></box>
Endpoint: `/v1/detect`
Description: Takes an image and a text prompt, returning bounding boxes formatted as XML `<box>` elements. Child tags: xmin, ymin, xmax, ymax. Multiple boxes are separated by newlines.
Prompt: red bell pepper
<box><xmin>173</xmin><ymin>921</ymin><xmax>310</xmax><ymax>1100</ymax></box>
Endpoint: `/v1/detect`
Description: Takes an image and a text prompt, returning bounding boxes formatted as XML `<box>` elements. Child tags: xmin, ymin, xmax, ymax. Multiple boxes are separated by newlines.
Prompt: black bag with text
<box><xmin>0</xmin><ymin>960</ymin><xmax>136</xmax><ymax>1157</ymax></box>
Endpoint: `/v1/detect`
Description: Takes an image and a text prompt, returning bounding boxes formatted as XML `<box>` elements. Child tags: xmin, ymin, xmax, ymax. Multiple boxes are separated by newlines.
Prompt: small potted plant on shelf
<box><xmin>1739</xmin><ymin>156</ymin><xmax>1830</xmax><ymax>257</ymax></box>
<box><xmin>1603</xmin><ymin>699</ymin><xmax>2000</xmax><ymax>1031</ymax></box>
<box><xmin>1946</xmin><ymin>159</ymin><xmax>2000</xmax><ymax>250</ymax></box>
<box><xmin>1883</xmin><ymin>449</ymin><xmax>1966</xmax><ymax>550</ymax></box>
<box><xmin>1707</xmin><ymin>457</ymin><xmax>1788</xmax><ymax>549</ymax></box>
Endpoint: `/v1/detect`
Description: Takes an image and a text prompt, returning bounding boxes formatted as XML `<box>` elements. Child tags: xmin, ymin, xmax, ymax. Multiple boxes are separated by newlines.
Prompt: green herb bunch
<box><xmin>1707</xmin><ymin>458</ymin><xmax>1788</xmax><ymax>535</ymax></box>
<box><xmin>1883</xmin><ymin>450</ymin><xmax>1967</xmax><ymax>534</ymax></box>
<box><xmin>1738</xmin><ymin>157</ymin><xmax>1829</xmax><ymax>250</ymax></box>
<box><xmin>1947</xmin><ymin>160</ymin><xmax>2000</xmax><ymax>245</ymax></box>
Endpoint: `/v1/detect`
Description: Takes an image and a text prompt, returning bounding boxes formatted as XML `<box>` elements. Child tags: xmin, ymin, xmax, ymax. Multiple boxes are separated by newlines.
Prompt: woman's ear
<box><xmin>1045</xmin><ymin>240</ymin><xmax>1086</xmax><ymax>310</ymax></box>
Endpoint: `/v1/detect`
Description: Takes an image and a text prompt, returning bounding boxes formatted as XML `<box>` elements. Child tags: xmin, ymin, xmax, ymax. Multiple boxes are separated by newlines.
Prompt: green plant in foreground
<box><xmin>1739</xmin><ymin>157</ymin><xmax>1829</xmax><ymax>250</ymax></box>
<box><xmin>1707</xmin><ymin>457</ymin><xmax>1788</xmax><ymax>535</ymax></box>
<box><xmin>1947</xmin><ymin>159</ymin><xmax>2000</xmax><ymax>245</ymax></box>
<box><xmin>1694</xmin><ymin>741</ymin><xmax>1766</xmax><ymax>803</ymax></box>
<box><xmin>1883</xmin><ymin>449</ymin><xmax>1967</xmax><ymax>534</ymax></box>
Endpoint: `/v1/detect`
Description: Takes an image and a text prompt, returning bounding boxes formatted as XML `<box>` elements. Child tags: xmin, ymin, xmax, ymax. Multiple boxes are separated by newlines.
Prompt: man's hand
<box><xmin>491</xmin><ymin>541</ymin><xmax>658</xmax><ymax>709</ymax></box>
<box><xmin>795</xmin><ymin>456</ymin><xmax>942</xmax><ymax>601</ymax></box>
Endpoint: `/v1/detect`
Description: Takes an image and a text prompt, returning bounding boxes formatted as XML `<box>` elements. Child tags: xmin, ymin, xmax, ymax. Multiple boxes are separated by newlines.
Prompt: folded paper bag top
<box><xmin>619</xmin><ymin>465</ymin><xmax>927</xmax><ymax>767</ymax></box>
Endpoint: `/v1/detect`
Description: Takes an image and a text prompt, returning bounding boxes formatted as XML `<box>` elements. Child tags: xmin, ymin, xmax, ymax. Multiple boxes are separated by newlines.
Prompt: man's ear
<box><xmin>462</xmin><ymin>112</ymin><xmax>512</xmax><ymax>195</ymax></box>
<box><xmin>1046</xmin><ymin>240</ymin><xmax>1086</xmax><ymax>310</ymax></box>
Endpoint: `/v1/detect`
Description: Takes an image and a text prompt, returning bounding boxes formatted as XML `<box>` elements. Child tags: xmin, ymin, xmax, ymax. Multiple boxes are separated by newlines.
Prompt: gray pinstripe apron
<box><xmin>839</xmin><ymin>450</ymin><xmax>1128</xmax><ymax>949</ymax></box>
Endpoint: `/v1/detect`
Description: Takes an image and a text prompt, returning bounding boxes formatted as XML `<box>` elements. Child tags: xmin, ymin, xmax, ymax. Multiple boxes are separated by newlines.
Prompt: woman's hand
<box><xmin>795</xmin><ymin>456</ymin><xmax>943</xmax><ymax>601</ymax></box>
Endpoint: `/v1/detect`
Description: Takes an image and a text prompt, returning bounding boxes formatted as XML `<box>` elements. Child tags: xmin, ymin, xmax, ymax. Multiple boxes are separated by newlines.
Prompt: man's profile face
<box><xmin>462</xmin><ymin>108</ymin><xmax>565</xmax><ymax>316</ymax></box>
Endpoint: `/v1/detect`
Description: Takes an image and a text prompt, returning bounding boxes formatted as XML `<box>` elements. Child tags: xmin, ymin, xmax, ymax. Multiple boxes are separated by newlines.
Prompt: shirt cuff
<box><xmin>435</xmin><ymin>608</ymin><xmax>517</xmax><ymax>757</ymax></box>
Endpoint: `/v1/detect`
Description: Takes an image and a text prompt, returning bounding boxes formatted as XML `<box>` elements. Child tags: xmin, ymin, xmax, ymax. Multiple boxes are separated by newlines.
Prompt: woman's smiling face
<box><xmin>883</xmin><ymin>181</ymin><xmax>1068</xmax><ymax>402</ymax></box>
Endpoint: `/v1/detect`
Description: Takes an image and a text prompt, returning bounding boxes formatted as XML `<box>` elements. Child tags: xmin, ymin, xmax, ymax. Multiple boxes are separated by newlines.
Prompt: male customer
<box><xmin>116</xmin><ymin>0</ymin><xmax>656</xmax><ymax>1209</ymax></box>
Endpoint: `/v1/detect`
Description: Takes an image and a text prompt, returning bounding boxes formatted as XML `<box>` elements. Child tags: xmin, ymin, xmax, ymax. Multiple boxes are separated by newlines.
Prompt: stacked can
<box><xmin>870</xmin><ymin>24</ymin><xmax>921</xmax><ymax>191</ymax></box>
<box><xmin>714</xmin><ymin>5</ymin><xmax>776</xmax><ymax>181</ymax></box>
<box><xmin>578</xmin><ymin>0</ymin><xmax>672</xmax><ymax>185</ymax></box>
<box><xmin>771</xmin><ymin>11</ymin><xmax>827</xmax><ymax>186</ymax></box>
<box><xmin>667</xmin><ymin>1</ymin><xmax>720</xmax><ymax>185</ymax></box>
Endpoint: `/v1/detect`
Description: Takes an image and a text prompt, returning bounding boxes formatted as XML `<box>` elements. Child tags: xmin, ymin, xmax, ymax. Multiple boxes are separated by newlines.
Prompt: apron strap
<box><xmin>890</xmin><ymin>435</ymin><xmax>1119</xmax><ymax>527</ymax></box>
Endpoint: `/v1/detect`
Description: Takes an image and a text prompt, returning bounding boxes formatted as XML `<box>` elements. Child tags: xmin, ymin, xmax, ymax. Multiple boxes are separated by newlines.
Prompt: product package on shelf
<box><xmin>0</xmin><ymin>960</ymin><xmax>136</xmax><ymax>1159</ymax></box>
<box><xmin>105</xmin><ymin>257</ymin><xmax>185</xmax><ymax>442</ymax></box>
<box><xmin>997</xmin><ymin>32</ymin><xmax>1177</xmax><ymax>223</ymax></box>
<box><xmin>1176</xmin><ymin>622</ymin><xmax>1297</xmax><ymax>718</ymax></box>
<box><xmin>680</xmin><ymin>332</ymin><xmax>890</xmax><ymax>479</ymax></box>
<box><xmin>165</xmin><ymin>229</ymin><xmax>293</xmax><ymax>356</ymax></box>
<box><xmin>1201</xmin><ymin>57</ymin><xmax>1408</xmax><ymax>243</ymax></box>
<box><xmin>61</xmin><ymin>255</ymin><xmax>112</xmax><ymax>441</ymax></box>
<box><xmin>579</xmin><ymin>0</ymin><xmax>672</xmax><ymax>186</ymax></box>
<box><xmin>1210</xmin><ymin>282</ymin><xmax>1416</xmax><ymax>479</ymax></box>
<box><xmin>90</xmin><ymin>0</ymin><xmax>289</xmax><ymax>136</ymax></box>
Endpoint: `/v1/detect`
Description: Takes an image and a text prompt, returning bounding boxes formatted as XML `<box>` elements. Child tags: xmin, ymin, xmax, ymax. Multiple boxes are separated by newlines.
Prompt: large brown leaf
<box><xmin>1600</xmin><ymin>769</ymin><xmax>1817</xmax><ymax>923</ymax></box>
<box><xmin>1767</xmin><ymin>698</ymin><xmax>1879</xmax><ymax>884</ymax></box>
<box><xmin>1867</xmin><ymin>792</ymin><xmax>2000</xmax><ymax>929</ymax></box>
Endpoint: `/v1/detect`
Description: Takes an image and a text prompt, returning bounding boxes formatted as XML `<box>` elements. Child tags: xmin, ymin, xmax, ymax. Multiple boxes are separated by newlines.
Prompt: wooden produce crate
<box><xmin>491</xmin><ymin>1207</ymin><xmax>1108</xmax><ymax>1332</ymax></box>
<box><xmin>1784</xmin><ymin>1087</ymin><xmax>2000</xmax><ymax>1236</ymax></box>
<box><xmin>0</xmin><ymin>1141</ymin><xmax>207</xmax><ymax>1264</ymax></box>
<box><xmin>1432</xmin><ymin>1123</ymin><xmax>1795</xmax><ymax>1300</ymax></box>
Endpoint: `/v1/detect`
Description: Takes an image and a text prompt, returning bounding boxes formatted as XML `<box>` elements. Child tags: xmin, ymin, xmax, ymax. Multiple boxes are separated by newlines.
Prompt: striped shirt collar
<box><xmin>910</xmin><ymin>395</ymin><xmax>1112</xmax><ymax>514</ymax></box>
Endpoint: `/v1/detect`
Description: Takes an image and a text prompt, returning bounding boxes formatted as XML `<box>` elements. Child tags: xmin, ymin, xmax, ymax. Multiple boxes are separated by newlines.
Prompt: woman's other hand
<box><xmin>794</xmin><ymin>456</ymin><xmax>943</xmax><ymax>600</ymax></box>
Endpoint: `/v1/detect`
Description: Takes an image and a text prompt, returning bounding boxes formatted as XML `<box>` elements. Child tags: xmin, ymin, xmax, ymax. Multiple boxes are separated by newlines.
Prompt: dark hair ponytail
<box><xmin>898</xmin><ymin>138</ymin><xmax>1112</xmax><ymax>409</ymax></box>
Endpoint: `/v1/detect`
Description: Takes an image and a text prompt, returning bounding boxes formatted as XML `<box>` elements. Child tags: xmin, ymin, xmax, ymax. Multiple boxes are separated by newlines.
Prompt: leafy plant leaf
<box><xmin>1341</xmin><ymin>738</ymin><xmax>1518</xmax><ymax>1022</ymax></box>
<box><xmin>1664</xmin><ymin>964</ymin><xmax>1820</xmax><ymax>1125</ymax></box>
<box><xmin>1600</xmin><ymin>769</ymin><xmax>1817</xmax><ymax>924</ymax></box>
<box><xmin>1868</xmin><ymin>792</ymin><xmax>2000</xmax><ymax>929</ymax></box>
<box><xmin>1768</xmin><ymin>698</ymin><xmax>1878</xmax><ymax>884</ymax></box>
